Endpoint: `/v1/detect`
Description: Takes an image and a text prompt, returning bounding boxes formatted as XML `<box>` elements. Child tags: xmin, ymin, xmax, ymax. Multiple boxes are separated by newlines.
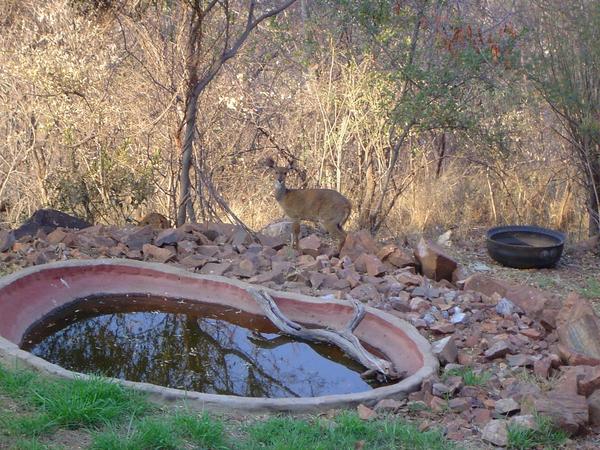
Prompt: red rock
<box><xmin>309</xmin><ymin>272</ymin><xmax>326</xmax><ymax>289</ymax></box>
<box><xmin>414</xmin><ymin>238</ymin><xmax>461</xmax><ymax>282</ymax></box>
<box><xmin>121</xmin><ymin>226</ymin><xmax>155</xmax><ymax>250</ymax></box>
<box><xmin>578</xmin><ymin>366</ymin><xmax>600</xmax><ymax>397</ymax></box>
<box><xmin>357</xmin><ymin>404</ymin><xmax>377</xmax><ymax>420</ymax></box>
<box><xmin>200</xmin><ymin>262</ymin><xmax>232</xmax><ymax>276</ymax></box>
<box><xmin>338</xmin><ymin>268</ymin><xmax>361</xmax><ymax>288</ymax></box>
<box><xmin>556</xmin><ymin>293</ymin><xmax>600</xmax><ymax>366</ymax></box>
<box><xmin>431</xmin><ymin>336</ymin><xmax>458</xmax><ymax>365</ymax></box>
<box><xmin>587</xmin><ymin>390</ymin><xmax>600</xmax><ymax>426</ymax></box>
<box><xmin>463</xmin><ymin>274</ymin><xmax>559</xmax><ymax>319</ymax></box>
<box><xmin>257</xmin><ymin>234</ymin><xmax>285</xmax><ymax>250</ymax></box>
<box><xmin>348</xmin><ymin>284</ymin><xmax>380</xmax><ymax>303</ymax></box>
<box><xmin>472</xmin><ymin>408</ymin><xmax>492</xmax><ymax>425</ymax></box>
<box><xmin>520</xmin><ymin>328</ymin><xmax>543</xmax><ymax>339</ymax></box>
<box><xmin>482</xmin><ymin>420</ymin><xmax>508</xmax><ymax>447</ymax></box>
<box><xmin>394</xmin><ymin>270</ymin><xmax>422</xmax><ymax>285</ymax></box>
<box><xmin>509</xmin><ymin>415</ymin><xmax>537</xmax><ymax>431</ymax></box>
<box><xmin>534</xmin><ymin>357</ymin><xmax>553</xmax><ymax>379</ymax></box>
<box><xmin>448</xmin><ymin>397</ymin><xmax>471</xmax><ymax>412</ymax></box>
<box><xmin>155</xmin><ymin>228</ymin><xmax>185</xmax><ymax>246</ymax></box>
<box><xmin>237</xmin><ymin>259</ymin><xmax>257</xmax><ymax>278</ymax></box>
<box><xmin>298</xmin><ymin>234</ymin><xmax>322</xmax><ymax>257</ymax></box>
<box><xmin>179</xmin><ymin>255</ymin><xmax>209</xmax><ymax>269</ymax></box>
<box><xmin>506</xmin><ymin>354</ymin><xmax>533</xmax><ymax>368</ymax></box>
<box><xmin>353</xmin><ymin>254</ymin><xmax>386</xmax><ymax>277</ymax></box>
<box><xmin>534</xmin><ymin>391</ymin><xmax>588</xmax><ymax>435</ymax></box>
<box><xmin>428</xmin><ymin>396</ymin><xmax>447</xmax><ymax>412</ymax></box>
<box><xmin>46</xmin><ymin>229</ymin><xmax>67</xmax><ymax>244</ymax></box>
<box><xmin>495</xmin><ymin>398</ymin><xmax>520</xmax><ymax>416</ymax></box>
<box><xmin>409</xmin><ymin>297</ymin><xmax>429</xmax><ymax>312</ymax></box>
<box><xmin>250</xmin><ymin>268</ymin><xmax>285</xmax><ymax>284</ymax></box>
<box><xmin>373</xmin><ymin>398</ymin><xmax>403</xmax><ymax>413</ymax></box>
<box><xmin>378</xmin><ymin>244</ymin><xmax>414</xmax><ymax>268</ymax></box>
<box><xmin>429</xmin><ymin>322</ymin><xmax>455</xmax><ymax>334</ymax></box>
<box><xmin>142</xmin><ymin>243</ymin><xmax>176</xmax><ymax>263</ymax></box>
<box><xmin>484</xmin><ymin>340</ymin><xmax>511</xmax><ymax>359</ymax></box>
<box><xmin>340</xmin><ymin>230</ymin><xmax>378</xmax><ymax>261</ymax></box>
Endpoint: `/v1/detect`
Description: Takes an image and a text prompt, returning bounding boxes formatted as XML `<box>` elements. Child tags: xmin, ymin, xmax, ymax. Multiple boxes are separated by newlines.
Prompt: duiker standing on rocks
<box><xmin>263</xmin><ymin>157</ymin><xmax>352</xmax><ymax>253</ymax></box>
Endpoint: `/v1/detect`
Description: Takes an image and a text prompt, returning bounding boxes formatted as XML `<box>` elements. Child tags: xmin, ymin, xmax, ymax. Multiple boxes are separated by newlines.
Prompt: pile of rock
<box><xmin>2</xmin><ymin>212</ymin><xmax>600</xmax><ymax>444</ymax></box>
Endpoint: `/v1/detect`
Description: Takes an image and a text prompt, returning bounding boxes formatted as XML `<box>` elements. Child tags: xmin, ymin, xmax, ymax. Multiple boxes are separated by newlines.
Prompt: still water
<box><xmin>21</xmin><ymin>295</ymin><xmax>380</xmax><ymax>397</ymax></box>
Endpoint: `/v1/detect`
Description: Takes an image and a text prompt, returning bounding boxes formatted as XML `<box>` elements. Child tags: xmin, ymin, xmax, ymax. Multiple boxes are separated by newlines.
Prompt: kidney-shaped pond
<box><xmin>21</xmin><ymin>295</ymin><xmax>383</xmax><ymax>398</ymax></box>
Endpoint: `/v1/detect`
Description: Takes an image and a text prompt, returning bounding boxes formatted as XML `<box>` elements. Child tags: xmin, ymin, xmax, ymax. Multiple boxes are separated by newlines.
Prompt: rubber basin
<box><xmin>486</xmin><ymin>225</ymin><xmax>565</xmax><ymax>269</ymax></box>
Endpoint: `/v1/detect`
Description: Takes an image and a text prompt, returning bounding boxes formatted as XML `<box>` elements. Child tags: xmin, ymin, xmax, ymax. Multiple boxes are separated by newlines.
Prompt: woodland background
<box><xmin>1</xmin><ymin>0</ymin><xmax>598</xmax><ymax>241</ymax></box>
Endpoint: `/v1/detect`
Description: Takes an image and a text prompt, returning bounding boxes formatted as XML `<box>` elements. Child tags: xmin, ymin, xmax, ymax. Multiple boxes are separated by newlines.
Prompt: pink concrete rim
<box><xmin>0</xmin><ymin>259</ymin><xmax>438</xmax><ymax>413</ymax></box>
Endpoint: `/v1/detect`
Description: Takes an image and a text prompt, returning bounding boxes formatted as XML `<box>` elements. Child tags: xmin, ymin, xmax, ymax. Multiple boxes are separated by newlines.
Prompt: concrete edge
<box><xmin>0</xmin><ymin>258</ymin><xmax>439</xmax><ymax>413</ymax></box>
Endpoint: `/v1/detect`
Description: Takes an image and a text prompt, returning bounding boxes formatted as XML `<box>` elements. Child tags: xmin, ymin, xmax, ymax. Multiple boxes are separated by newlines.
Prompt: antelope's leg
<box><xmin>292</xmin><ymin>221</ymin><xmax>300</xmax><ymax>249</ymax></box>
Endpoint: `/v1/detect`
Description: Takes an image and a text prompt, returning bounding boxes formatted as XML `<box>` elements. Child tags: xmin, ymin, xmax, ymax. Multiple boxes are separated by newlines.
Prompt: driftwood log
<box><xmin>248</xmin><ymin>288</ymin><xmax>402</xmax><ymax>381</ymax></box>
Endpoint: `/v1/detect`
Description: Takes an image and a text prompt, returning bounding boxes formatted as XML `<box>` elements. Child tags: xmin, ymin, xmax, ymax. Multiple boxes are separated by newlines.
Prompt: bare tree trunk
<box><xmin>177</xmin><ymin>91</ymin><xmax>199</xmax><ymax>226</ymax></box>
<box><xmin>588</xmin><ymin>156</ymin><xmax>600</xmax><ymax>236</ymax></box>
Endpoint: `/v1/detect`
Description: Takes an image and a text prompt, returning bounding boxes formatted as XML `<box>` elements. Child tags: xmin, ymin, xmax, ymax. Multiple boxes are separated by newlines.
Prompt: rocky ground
<box><xmin>1</xmin><ymin>212</ymin><xmax>600</xmax><ymax>449</ymax></box>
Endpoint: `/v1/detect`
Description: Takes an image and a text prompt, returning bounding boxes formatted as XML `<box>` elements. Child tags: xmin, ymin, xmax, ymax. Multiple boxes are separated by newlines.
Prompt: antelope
<box><xmin>263</xmin><ymin>157</ymin><xmax>352</xmax><ymax>252</ymax></box>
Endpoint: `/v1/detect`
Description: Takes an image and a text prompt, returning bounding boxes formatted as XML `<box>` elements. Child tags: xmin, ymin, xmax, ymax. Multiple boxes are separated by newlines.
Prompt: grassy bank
<box><xmin>0</xmin><ymin>364</ymin><xmax>454</xmax><ymax>450</ymax></box>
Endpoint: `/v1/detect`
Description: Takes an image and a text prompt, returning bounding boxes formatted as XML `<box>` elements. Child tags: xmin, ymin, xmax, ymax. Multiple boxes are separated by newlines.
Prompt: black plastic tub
<box><xmin>486</xmin><ymin>225</ymin><xmax>565</xmax><ymax>269</ymax></box>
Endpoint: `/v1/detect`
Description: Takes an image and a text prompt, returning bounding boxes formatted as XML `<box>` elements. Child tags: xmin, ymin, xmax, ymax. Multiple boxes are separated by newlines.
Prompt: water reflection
<box><xmin>21</xmin><ymin>296</ymin><xmax>379</xmax><ymax>397</ymax></box>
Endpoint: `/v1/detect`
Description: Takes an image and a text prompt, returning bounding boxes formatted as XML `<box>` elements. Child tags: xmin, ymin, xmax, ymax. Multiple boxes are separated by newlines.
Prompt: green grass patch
<box><xmin>0</xmin><ymin>365</ymin><xmax>150</xmax><ymax>436</ymax></box>
<box><xmin>580</xmin><ymin>277</ymin><xmax>600</xmax><ymax>299</ymax></box>
<box><xmin>92</xmin><ymin>412</ymin><xmax>227</xmax><ymax>450</ymax></box>
<box><xmin>507</xmin><ymin>415</ymin><xmax>568</xmax><ymax>449</ymax></box>
<box><xmin>1</xmin><ymin>364</ymin><xmax>457</xmax><ymax>450</ymax></box>
<box><xmin>239</xmin><ymin>411</ymin><xmax>453</xmax><ymax>450</ymax></box>
<box><xmin>443</xmin><ymin>367</ymin><xmax>491</xmax><ymax>386</ymax></box>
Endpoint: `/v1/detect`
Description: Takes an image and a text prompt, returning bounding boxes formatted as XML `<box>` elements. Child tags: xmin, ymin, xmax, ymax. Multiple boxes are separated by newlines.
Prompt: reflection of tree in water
<box><xmin>24</xmin><ymin>303</ymin><xmax>373</xmax><ymax>398</ymax></box>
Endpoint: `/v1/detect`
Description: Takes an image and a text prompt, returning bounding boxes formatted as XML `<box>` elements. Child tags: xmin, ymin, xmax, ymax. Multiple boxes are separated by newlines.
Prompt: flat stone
<box><xmin>534</xmin><ymin>391</ymin><xmax>588</xmax><ymax>435</ymax></box>
<box><xmin>357</xmin><ymin>404</ymin><xmax>377</xmax><ymax>420</ymax></box>
<box><xmin>0</xmin><ymin>230</ymin><xmax>16</xmax><ymax>252</ymax></box>
<box><xmin>46</xmin><ymin>229</ymin><xmax>67</xmax><ymax>245</ymax></box>
<box><xmin>506</xmin><ymin>354</ymin><xmax>533</xmax><ymax>368</ymax></box>
<box><xmin>484</xmin><ymin>340</ymin><xmax>511</xmax><ymax>359</ymax></box>
<box><xmin>155</xmin><ymin>228</ymin><xmax>185</xmax><ymax>246</ymax></box>
<box><xmin>520</xmin><ymin>328</ymin><xmax>543</xmax><ymax>339</ymax></box>
<box><xmin>472</xmin><ymin>408</ymin><xmax>492</xmax><ymax>425</ymax></box>
<box><xmin>587</xmin><ymin>390</ymin><xmax>600</xmax><ymax>426</ymax></box>
<box><xmin>373</xmin><ymin>398</ymin><xmax>403</xmax><ymax>413</ymax></box>
<box><xmin>142</xmin><ymin>243</ymin><xmax>176</xmax><ymax>263</ymax></box>
<box><xmin>298</xmin><ymin>234</ymin><xmax>322</xmax><ymax>257</ymax></box>
<box><xmin>340</xmin><ymin>230</ymin><xmax>378</xmax><ymax>261</ymax></box>
<box><xmin>556</xmin><ymin>293</ymin><xmax>600</xmax><ymax>365</ymax></box>
<box><xmin>448</xmin><ymin>397</ymin><xmax>470</xmax><ymax>412</ymax></box>
<box><xmin>429</xmin><ymin>322</ymin><xmax>455</xmax><ymax>334</ymax></box>
<box><xmin>482</xmin><ymin>419</ymin><xmax>508</xmax><ymax>447</ymax></box>
<box><xmin>348</xmin><ymin>284</ymin><xmax>380</xmax><ymax>303</ymax></box>
<box><xmin>378</xmin><ymin>244</ymin><xmax>414</xmax><ymax>268</ymax></box>
<box><xmin>495</xmin><ymin>398</ymin><xmax>520</xmax><ymax>416</ymax></box>
<box><xmin>199</xmin><ymin>262</ymin><xmax>232</xmax><ymax>276</ymax></box>
<box><xmin>509</xmin><ymin>414</ymin><xmax>537</xmax><ymax>431</ymax></box>
<box><xmin>122</xmin><ymin>226</ymin><xmax>155</xmax><ymax>250</ymax></box>
<box><xmin>354</xmin><ymin>254</ymin><xmax>386</xmax><ymax>277</ymax></box>
<box><xmin>431</xmin><ymin>336</ymin><xmax>458</xmax><ymax>365</ymax></box>
<box><xmin>179</xmin><ymin>255</ymin><xmax>209</xmax><ymax>269</ymax></box>
<box><xmin>463</xmin><ymin>274</ymin><xmax>557</xmax><ymax>319</ymax></box>
<box><xmin>414</xmin><ymin>238</ymin><xmax>461</xmax><ymax>283</ymax></box>
<box><xmin>534</xmin><ymin>357</ymin><xmax>553</xmax><ymax>379</ymax></box>
<box><xmin>578</xmin><ymin>366</ymin><xmax>600</xmax><ymax>397</ymax></box>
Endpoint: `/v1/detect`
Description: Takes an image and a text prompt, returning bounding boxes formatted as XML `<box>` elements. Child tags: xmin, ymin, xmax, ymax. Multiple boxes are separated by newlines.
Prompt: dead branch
<box><xmin>248</xmin><ymin>288</ymin><xmax>402</xmax><ymax>381</ymax></box>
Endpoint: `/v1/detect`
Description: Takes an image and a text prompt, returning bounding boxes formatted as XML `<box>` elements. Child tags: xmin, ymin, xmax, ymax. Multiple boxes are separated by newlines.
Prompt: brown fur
<box><xmin>138</xmin><ymin>212</ymin><xmax>170</xmax><ymax>229</ymax></box>
<box><xmin>265</xmin><ymin>159</ymin><xmax>352</xmax><ymax>252</ymax></box>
